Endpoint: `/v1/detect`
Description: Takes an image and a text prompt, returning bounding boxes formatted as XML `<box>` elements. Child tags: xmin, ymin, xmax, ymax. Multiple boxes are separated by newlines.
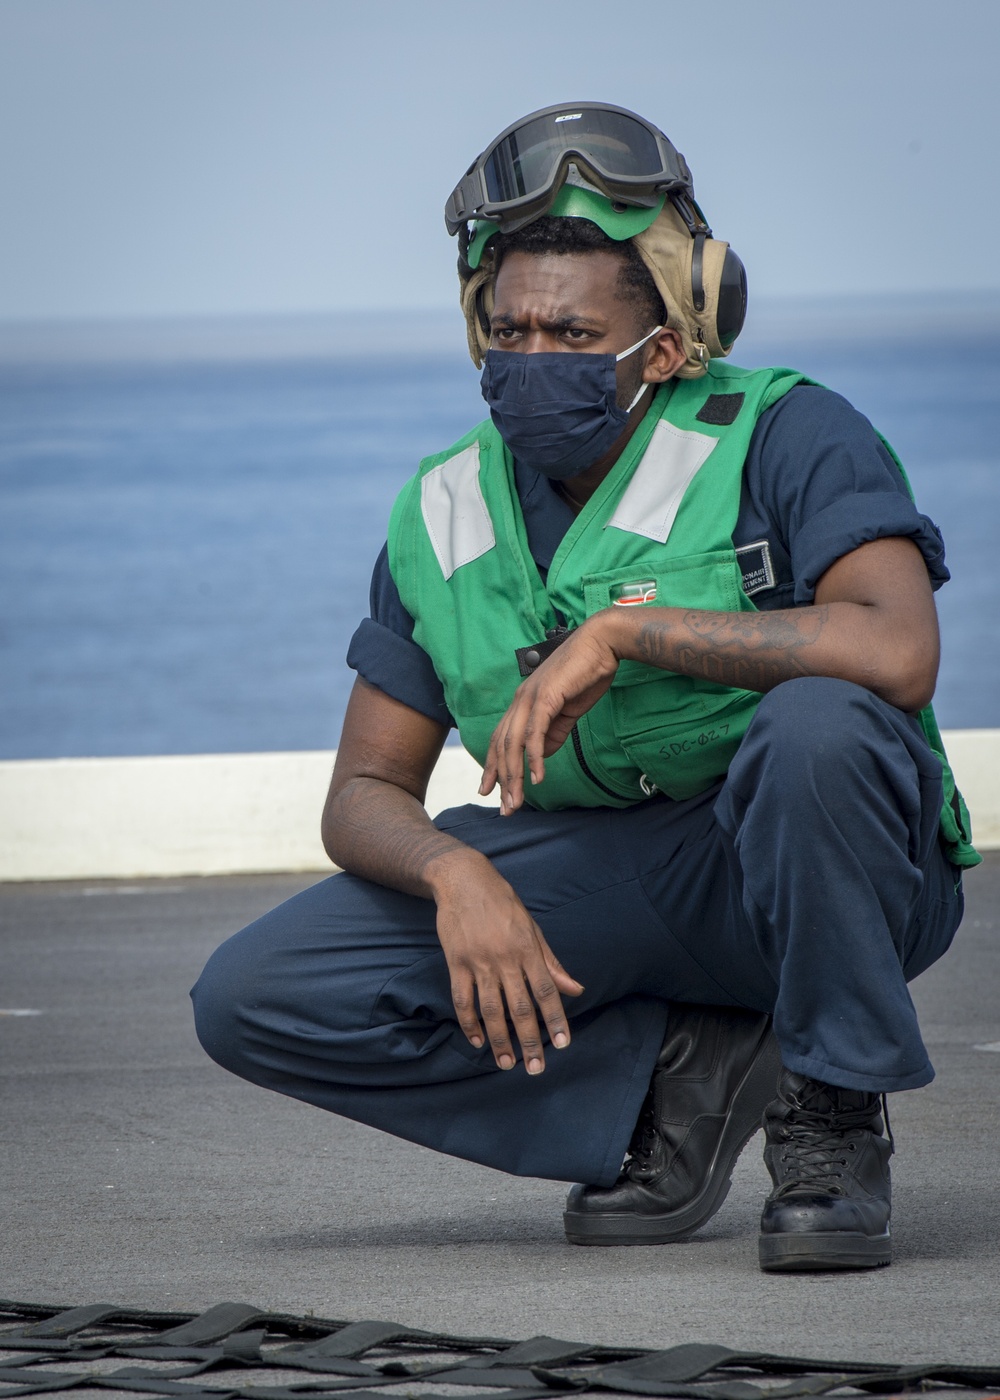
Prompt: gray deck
<box><xmin>2</xmin><ymin>857</ymin><xmax>999</xmax><ymax>1364</ymax></box>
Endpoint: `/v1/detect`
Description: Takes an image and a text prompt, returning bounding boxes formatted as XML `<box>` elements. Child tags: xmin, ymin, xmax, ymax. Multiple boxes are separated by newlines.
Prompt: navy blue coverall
<box><xmin>191</xmin><ymin>386</ymin><xmax>965</xmax><ymax>1187</ymax></box>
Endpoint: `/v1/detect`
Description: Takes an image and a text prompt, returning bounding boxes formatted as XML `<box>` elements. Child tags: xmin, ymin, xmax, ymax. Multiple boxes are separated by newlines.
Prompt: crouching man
<box><xmin>192</xmin><ymin>102</ymin><xmax>978</xmax><ymax>1272</ymax></box>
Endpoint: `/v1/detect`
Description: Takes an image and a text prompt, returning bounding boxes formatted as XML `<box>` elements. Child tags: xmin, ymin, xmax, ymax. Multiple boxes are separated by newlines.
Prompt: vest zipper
<box><xmin>570</xmin><ymin>725</ymin><xmax>629</xmax><ymax>801</ymax></box>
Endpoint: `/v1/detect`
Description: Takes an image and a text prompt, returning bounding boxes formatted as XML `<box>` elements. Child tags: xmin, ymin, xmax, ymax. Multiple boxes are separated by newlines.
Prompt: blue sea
<box><xmin>1</xmin><ymin>301</ymin><xmax>998</xmax><ymax>759</ymax></box>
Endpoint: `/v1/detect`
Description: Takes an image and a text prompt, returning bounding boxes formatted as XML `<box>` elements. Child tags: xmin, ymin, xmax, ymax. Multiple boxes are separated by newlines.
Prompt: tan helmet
<box><xmin>458</xmin><ymin>187</ymin><xmax>746</xmax><ymax>378</ymax></box>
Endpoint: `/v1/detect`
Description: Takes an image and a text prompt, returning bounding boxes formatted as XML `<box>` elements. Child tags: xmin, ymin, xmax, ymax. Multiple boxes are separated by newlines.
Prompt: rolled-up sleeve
<box><xmin>746</xmin><ymin>386</ymin><xmax>950</xmax><ymax>605</ymax></box>
<box><xmin>346</xmin><ymin>544</ymin><xmax>455</xmax><ymax>727</ymax></box>
<box><xmin>790</xmin><ymin>491</ymin><xmax>947</xmax><ymax>603</ymax></box>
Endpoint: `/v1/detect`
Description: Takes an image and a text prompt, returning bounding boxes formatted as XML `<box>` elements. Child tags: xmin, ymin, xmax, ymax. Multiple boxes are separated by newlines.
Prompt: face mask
<box><xmin>479</xmin><ymin>325</ymin><xmax>663</xmax><ymax>480</ymax></box>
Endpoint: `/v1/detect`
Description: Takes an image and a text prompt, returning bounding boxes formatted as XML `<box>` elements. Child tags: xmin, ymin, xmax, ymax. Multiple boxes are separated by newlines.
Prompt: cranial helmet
<box><xmin>447</xmin><ymin>102</ymin><xmax>748</xmax><ymax>377</ymax></box>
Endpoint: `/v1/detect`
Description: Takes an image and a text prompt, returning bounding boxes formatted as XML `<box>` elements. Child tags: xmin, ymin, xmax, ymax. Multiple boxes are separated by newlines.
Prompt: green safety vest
<box><xmin>388</xmin><ymin>361</ymin><xmax>980</xmax><ymax>867</ymax></box>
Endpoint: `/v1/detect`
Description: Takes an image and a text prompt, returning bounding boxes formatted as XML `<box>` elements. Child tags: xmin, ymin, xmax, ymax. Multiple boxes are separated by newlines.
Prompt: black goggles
<box><xmin>445</xmin><ymin>101</ymin><xmax>695</xmax><ymax>237</ymax></box>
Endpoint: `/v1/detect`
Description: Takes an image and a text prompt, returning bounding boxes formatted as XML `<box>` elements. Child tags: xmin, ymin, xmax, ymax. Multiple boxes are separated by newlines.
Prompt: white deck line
<box><xmin>0</xmin><ymin>731</ymin><xmax>997</xmax><ymax>882</ymax></box>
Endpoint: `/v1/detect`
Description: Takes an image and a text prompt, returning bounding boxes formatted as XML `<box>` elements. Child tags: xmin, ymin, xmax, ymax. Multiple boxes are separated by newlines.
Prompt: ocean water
<box><xmin>1</xmin><ymin>308</ymin><xmax>998</xmax><ymax>759</ymax></box>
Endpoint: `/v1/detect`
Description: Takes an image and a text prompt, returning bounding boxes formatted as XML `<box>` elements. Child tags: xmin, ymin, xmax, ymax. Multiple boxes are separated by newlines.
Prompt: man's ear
<box><xmin>643</xmin><ymin>328</ymin><xmax>686</xmax><ymax>383</ymax></box>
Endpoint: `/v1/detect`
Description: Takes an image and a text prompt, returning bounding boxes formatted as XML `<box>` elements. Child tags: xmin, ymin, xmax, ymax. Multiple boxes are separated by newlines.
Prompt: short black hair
<box><xmin>490</xmin><ymin>216</ymin><xmax>666</xmax><ymax>333</ymax></box>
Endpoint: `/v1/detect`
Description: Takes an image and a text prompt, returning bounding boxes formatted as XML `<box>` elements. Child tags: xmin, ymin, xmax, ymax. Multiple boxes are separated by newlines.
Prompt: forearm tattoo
<box><xmin>633</xmin><ymin>606</ymin><xmax>829</xmax><ymax>692</ymax></box>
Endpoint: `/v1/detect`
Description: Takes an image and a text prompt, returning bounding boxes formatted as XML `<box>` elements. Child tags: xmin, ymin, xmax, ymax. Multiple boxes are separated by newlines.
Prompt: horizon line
<box><xmin>2</xmin><ymin>290</ymin><xmax>1000</xmax><ymax>365</ymax></box>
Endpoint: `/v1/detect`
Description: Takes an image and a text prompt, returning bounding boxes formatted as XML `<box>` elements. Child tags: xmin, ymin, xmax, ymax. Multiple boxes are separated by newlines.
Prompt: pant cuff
<box><xmin>780</xmin><ymin>1046</ymin><xmax>935</xmax><ymax>1094</ymax></box>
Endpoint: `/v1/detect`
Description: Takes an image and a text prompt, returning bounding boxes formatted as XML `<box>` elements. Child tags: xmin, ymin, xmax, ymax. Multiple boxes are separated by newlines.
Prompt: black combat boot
<box><xmin>564</xmin><ymin>1004</ymin><xmax>780</xmax><ymax>1245</ymax></box>
<box><xmin>758</xmin><ymin>1069</ymin><xmax>893</xmax><ymax>1272</ymax></box>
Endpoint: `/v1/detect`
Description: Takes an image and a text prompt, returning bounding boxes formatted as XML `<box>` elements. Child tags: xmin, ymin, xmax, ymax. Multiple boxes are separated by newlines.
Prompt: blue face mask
<box><xmin>479</xmin><ymin>326</ymin><xmax>662</xmax><ymax>480</ymax></box>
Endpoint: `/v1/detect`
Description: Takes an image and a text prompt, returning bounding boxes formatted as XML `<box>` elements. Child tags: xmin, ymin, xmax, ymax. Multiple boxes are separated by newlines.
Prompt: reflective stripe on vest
<box><xmin>605</xmin><ymin>419</ymin><xmax>719</xmax><ymax>543</ymax></box>
<box><xmin>420</xmin><ymin>442</ymin><xmax>494</xmax><ymax>580</ymax></box>
<box><xmin>419</xmin><ymin>419</ymin><xmax>723</xmax><ymax>573</ymax></box>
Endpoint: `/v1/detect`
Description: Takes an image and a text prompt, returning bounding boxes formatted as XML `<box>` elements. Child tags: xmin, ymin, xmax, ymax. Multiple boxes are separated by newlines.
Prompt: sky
<box><xmin>1</xmin><ymin>0</ymin><xmax>999</xmax><ymax>321</ymax></box>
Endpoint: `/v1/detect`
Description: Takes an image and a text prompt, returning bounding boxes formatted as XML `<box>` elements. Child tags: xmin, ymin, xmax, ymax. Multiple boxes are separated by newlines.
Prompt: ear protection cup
<box><xmin>716</xmin><ymin>246</ymin><xmax>748</xmax><ymax>349</ymax></box>
<box><xmin>633</xmin><ymin>202</ymin><xmax>747</xmax><ymax>375</ymax></box>
<box><xmin>669</xmin><ymin>194</ymin><xmax>746</xmax><ymax>355</ymax></box>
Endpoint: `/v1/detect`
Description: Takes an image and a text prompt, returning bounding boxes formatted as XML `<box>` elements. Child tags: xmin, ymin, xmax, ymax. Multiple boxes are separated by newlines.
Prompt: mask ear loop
<box><xmin>615</xmin><ymin>324</ymin><xmax>663</xmax><ymax>361</ymax></box>
<box><xmin>626</xmin><ymin>381</ymin><xmax>650</xmax><ymax>412</ymax></box>
<box><xmin>617</xmin><ymin>324</ymin><xmax>664</xmax><ymax>411</ymax></box>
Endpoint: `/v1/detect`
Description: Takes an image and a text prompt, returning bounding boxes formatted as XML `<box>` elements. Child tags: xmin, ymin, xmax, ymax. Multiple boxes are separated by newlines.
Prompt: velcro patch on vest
<box><xmin>695</xmin><ymin>392</ymin><xmax>745</xmax><ymax>426</ymax></box>
<box><xmin>736</xmin><ymin>539</ymin><xmax>776</xmax><ymax>596</ymax></box>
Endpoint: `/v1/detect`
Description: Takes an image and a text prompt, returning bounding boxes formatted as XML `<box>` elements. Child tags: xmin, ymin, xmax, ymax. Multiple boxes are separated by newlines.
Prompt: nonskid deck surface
<box><xmin>1</xmin><ymin>860</ymin><xmax>999</xmax><ymax>1371</ymax></box>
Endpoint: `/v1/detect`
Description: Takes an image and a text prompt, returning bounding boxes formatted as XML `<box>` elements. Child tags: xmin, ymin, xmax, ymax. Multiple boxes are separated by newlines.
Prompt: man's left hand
<box><xmin>479</xmin><ymin>536</ymin><xmax>942</xmax><ymax>816</ymax></box>
<box><xmin>480</xmin><ymin>617</ymin><xmax>619</xmax><ymax>814</ymax></box>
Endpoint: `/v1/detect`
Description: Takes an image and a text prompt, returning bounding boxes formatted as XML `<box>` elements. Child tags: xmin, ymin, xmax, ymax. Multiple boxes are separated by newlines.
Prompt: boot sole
<box><xmin>759</xmin><ymin>1229</ymin><xmax>891</xmax><ymax>1272</ymax></box>
<box><xmin>564</xmin><ymin>1021</ymin><xmax>782</xmax><ymax>1246</ymax></box>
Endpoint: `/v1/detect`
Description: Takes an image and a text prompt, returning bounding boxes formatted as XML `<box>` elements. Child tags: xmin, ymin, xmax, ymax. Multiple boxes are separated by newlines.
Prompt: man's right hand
<box><xmin>322</xmin><ymin>678</ymin><xmax>583</xmax><ymax>1075</ymax></box>
<box><xmin>429</xmin><ymin>849</ymin><xmax>583</xmax><ymax>1074</ymax></box>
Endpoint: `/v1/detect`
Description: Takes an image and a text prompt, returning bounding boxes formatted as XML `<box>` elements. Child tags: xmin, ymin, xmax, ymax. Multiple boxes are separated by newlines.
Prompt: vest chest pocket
<box><xmin>580</xmin><ymin>552</ymin><xmax>750</xmax><ymax>688</ymax></box>
<box><xmin>577</xmin><ymin>553</ymin><xmax>761</xmax><ymax>801</ymax></box>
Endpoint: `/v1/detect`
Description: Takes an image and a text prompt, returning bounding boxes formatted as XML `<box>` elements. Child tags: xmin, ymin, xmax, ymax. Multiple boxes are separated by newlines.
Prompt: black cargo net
<box><xmin>1</xmin><ymin>1302</ymin><xmax>998</xmax><ymax>1400</ymax></box>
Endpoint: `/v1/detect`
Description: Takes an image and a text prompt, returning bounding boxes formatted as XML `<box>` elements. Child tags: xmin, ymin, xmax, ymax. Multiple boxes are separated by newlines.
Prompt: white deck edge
<box><xmin>0</xmin><ymin>732</ymin><xmax>996</xmax><ymax>883</ymax></box>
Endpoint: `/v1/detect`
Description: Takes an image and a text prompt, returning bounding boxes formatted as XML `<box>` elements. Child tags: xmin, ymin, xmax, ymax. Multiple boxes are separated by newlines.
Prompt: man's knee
<box><xmin>732</xmin><ymin>677</ymin><xmax>927</xmax><ymax>799</ymax></box>
<box><xmin>721</xmin><ymin>677</ymin><xmax>945</xmax><ymax>879</ymax></box>
<box><xmin>749</xmin><ymin>676</ymin><xmax>880</xmax><ymax>757</ymax></box>
<box><xmin>190</xmin><ymin>929</ymin><xmax>259</xmax><ymax>1077</ymax></box>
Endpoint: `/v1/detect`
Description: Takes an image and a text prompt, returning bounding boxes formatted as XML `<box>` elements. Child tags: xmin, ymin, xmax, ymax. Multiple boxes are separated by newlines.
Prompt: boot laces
<box><xmin>625</xmin><ymin>1089</ymin><xmax>659</xmax><ymax>1175</ymax></box>
<box><xmin>773</xmin><ymin>1090</ymin><xmax>891</xmax><ymax>1198</ymax></box>
<box><xmin>623</xmin><ymin>1024</ymin><xmax>697</xmax><ymax>1177</ymax></box>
